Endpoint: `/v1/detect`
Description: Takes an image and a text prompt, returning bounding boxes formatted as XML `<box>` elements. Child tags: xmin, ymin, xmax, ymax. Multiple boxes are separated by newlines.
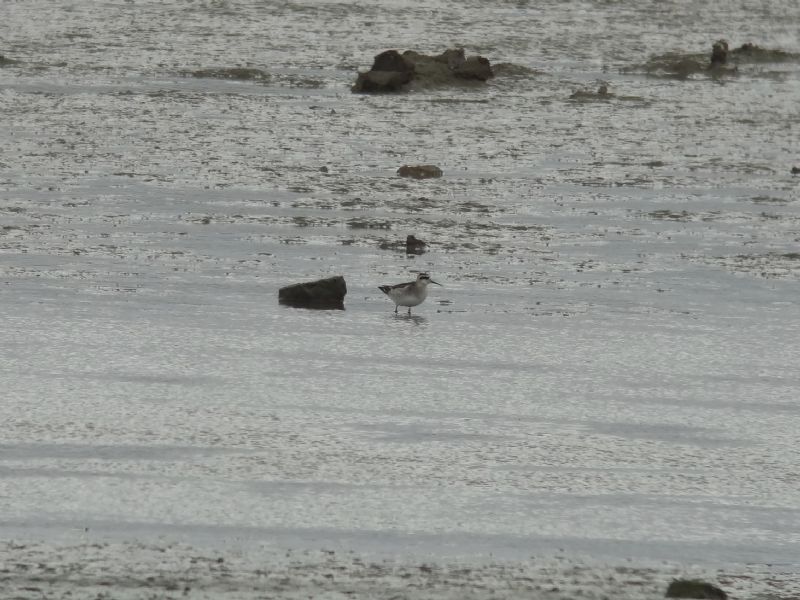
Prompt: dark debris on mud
<box><xmin>697</xmin><ymin>253</ymin><xmax>800</xmax><ymax>280</ymax></box>
<box><xmin>182</xmin><ymin>67</ymin><xmax>271</xmax><ymax>82</ymax></box>
<box><xmin>2</xmin><ymin>541</ymin><xmax>797</xmax><ymax>600</ymax></box>
<box><xmin>623</xmin><ymin>40</ymin><xmax>800</xmax><ymax>79</ymax></box>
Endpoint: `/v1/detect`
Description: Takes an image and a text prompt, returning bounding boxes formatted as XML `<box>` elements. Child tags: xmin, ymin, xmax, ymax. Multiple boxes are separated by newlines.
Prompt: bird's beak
<box><xmin>430</xmin><ymin>280</ymin><xmax>442</xmax><ymax>286</ymax></box>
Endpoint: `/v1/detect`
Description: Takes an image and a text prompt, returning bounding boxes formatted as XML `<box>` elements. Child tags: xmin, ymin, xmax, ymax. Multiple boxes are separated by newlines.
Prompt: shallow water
<box><xmin>2</xmin><ymin>0</ymin><xmax>800</xmax><ymax>595</ymax></box>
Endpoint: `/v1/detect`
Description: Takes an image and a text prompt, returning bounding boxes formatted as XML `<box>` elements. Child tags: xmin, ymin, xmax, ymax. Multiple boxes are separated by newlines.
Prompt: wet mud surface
<box><xmin>2</xmin><ymin>0</ymin><xmax>800</xmax><ymax>597</ymax></box>
<box><xmin>1</xmin><ymin>541</ymin><xmax>798</xmax><ymax>600</ymax></box>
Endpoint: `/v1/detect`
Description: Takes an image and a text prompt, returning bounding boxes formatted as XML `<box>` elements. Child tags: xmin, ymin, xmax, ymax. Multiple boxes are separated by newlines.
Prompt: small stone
<box><xmin>666</xmin><ymin>579</ymin><xmax>727</xmax><ymax>600</ymax></box>
<box><xmin>397</xmin><ymin>165</ymin><xmax>443</xmax><ymax>179</ymax></box>
<box><xmin>406</xmin><ymin>235</ymin><xmax>427</xmax><ymax>254</ymax></box>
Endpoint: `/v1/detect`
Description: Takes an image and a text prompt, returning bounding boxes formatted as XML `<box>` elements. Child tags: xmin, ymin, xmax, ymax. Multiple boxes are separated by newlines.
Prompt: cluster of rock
<box><xmin>353</xmin><ymin>48</ymin><xmax>493</xmax><ymax>93</ymax></box>
<box><xmin>280</xmin><ymin>38</ymin><xmax>799</xmax><ymax>311</ymax></box>
<box><xmin>626</xmin><ymin>39</ymin><xmax>800</xmax><ymax>79</ymax></box>
<box><xmin>718</xmin><ymin>40</ymin><xmax>800</xmax><ymax>64</ymax></box>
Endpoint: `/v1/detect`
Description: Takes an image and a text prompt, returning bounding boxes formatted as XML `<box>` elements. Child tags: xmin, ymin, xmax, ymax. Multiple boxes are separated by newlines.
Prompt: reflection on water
<box><xmin>390</xmin><ymin>313</ymin><xmax>428</xmax><ymax>327</ymax></box>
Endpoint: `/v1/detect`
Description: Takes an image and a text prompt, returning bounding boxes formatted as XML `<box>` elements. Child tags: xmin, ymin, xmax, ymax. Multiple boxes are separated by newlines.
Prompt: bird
<box><xmin>378</xmin><ymin>272</ymin><xmax>441</xmax><ymax>314</ymax></box>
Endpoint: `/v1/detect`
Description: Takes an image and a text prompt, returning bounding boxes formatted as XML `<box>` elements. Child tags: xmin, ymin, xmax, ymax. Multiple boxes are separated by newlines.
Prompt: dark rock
<box><xmin>710</xmin><ymin>39</ymin><xmax>729</xmax><ymax>66</ymax></box>
<box><xmin>351</xmin><ymin>50</ymin><xmax>416</xmax><ymax>93</ymax></box>
<box><xmin>371</xmin><ymin>49</ymin><xmax>415</xmax><ymax>73</ymax></box>
<box><xmin>730</xmin><ymin>42</ymin><xmax>800</xmax><ymax>62</ymax></box>
<box><xmin>353</xmin><ymin>69</ymin><xmax>413</xmax><ymax>93</ymax></box>
<box><xmin>378</xmin><ymin>235</ymin><xmax>428</xmax><ymax>254</ymax></box>
<box><xmin>665</xmin><ymin>579</ymin><xmax>727</xmax><ymax>600</ymax></box>
<box><xmin>400</xmin><ymin>50</ymin><xmax>454</xmax><ymax>84</ymax></box>
<box><xmin>397</xmin><ymin>165</ymin><xmax>443</xmax><ymax>179</ymax></box>
<box><xmin>570</xmin><ymin>83</ymin><xmax>612</xmax><ymax>100</ymax></box>
<box><xmin>736</xmin><ymin>42</ymin><xmax>757</xmax><ymax>53</ymax></box>
<box><xmin>353</xmin><ymin>47</ymin><xmax>494</xmax><ymax>93</ymax></box>
<box><xmin>278</xmin><ymin>276</ymin><xmax>347</xmax><ymax>310</ymax></box>
<box><xmin>791</xmin><ymin>166</ymin><xmax>800</xmax><ymax>175</ymax></box>
<box><xmin>453</xmin><ymin>56</ymin><xmax>494</xmax><ymax>81</ymax></box>
<box><xmin>406</xmin><ymin>235</ymin><xmax>427</xmax><ymax>254</ymax></box>
<box><xmin>710</xmin><ymin>40</ymin><xmax>800</xmax><ymax>69</ymax></box>
<box><xmin>625</xmin><ymin>39</ymin><xmax>743</xmax><ymax>79</ymax></box>
<box><xmin>436</xmin><ymin>48</ymin><xmax>467</xmax><ymax>68</ymax></box>
<box><xmin>403</xmin><ymin>49</ymin><xmax>493</xmax><ymax>83</ymax></box>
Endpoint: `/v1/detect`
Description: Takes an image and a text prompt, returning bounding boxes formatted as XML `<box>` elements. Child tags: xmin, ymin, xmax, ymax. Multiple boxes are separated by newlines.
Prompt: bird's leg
<box><xmin>394</xmin><ymin>305</ymin><xmax>398</xmax><ymax>313</ymax></box>
<box><xmin>407</xmin><ymin>307</ymin><xmax>411</xmax><ymax>315</ymax></box>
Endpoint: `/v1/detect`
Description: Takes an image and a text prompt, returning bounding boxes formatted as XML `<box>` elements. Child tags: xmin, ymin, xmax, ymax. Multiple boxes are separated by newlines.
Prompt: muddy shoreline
<box><xmin>2</xmin><ymin>540</ymin><xmax>797</xmax><ymax>600</ymax></box>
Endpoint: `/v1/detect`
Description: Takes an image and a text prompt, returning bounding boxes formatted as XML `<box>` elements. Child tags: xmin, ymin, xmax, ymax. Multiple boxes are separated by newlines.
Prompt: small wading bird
<box><xmin>379</xmin><ymin>272</ymin><xmax>441</xmax><ymax>314</ymax></box>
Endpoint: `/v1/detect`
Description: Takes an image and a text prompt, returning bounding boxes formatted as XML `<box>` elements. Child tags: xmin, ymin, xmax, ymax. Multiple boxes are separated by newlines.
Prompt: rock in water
<box><xmin>453</xmin><ymin>56</ymin><xmax>494</xmax><ymax>81</ymax></box>
<box><xmin>397</xmin><ymin>165</ymin><xmax>443</xmax><ymax>179</ymax></box>
<box><xmin>353</xmin><ymin>47</ymin><xmax>494</xmax><ymax>93</ymax></box>
<box><xmin>278</xmin><ymin>276</ymin><xmax>347</xmax><ymax>309</ymax></box>
<box><xmin>665</xmin><ymin>579</ymin><xmax>727</xmax><ymax>600</ymax></box>
<box><xmin>710</xmin><ymin>39</ymin><xmax>729</xmax><ymax>66</ymax></box>
<box><xmin>406</xmin><ymin>235</ymin><xmax>427</xmax><ymax>254</ymax></box>
<box><xmin>569</xmin><ymin>83</ymin><xmax>613</xmax><ymax>100</ymax></box>
<box><xmin>352</xmin><ymin>69</ymin><xmax>414</xmax><ymax>93</ymax></box>
<box><xmin>371</xmin><ymin>49</ymin><xmax>415</xmax><ymax>73</ymax></box>
<box><xmin>352</xmin><ymin>49</ymin><xmax>415</xmax><ymax>93</ymax></box>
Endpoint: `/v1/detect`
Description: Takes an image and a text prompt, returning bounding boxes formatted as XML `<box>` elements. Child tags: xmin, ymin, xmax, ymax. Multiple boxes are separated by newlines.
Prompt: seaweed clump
<box><xmin>184</xmin><ymin>67</ymin><xmax>270</xmax><ymax>81</ymax></box>
<box><xmin>625</xmin><ymin>39</ymin><xmax>800</xmax><ymax>80</ymax></box>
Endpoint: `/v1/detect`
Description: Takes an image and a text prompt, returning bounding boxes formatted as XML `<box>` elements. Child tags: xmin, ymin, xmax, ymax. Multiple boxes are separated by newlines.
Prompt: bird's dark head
<box><xmin>417</xmin><ymin>273</ymin><xmax>441</xmax><ymax>286</ymax></box>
